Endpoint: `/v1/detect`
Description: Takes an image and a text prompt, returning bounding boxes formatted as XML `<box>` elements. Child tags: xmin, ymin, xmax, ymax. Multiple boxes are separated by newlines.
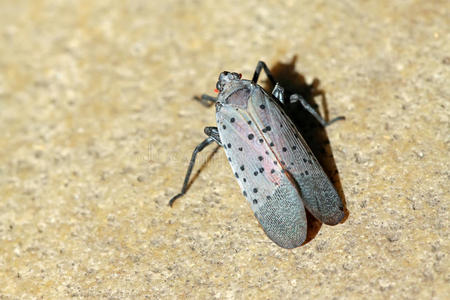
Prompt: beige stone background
<box><xmin>0</xmin><ymin>0</ymin><xmax>448</xmax><ymax>299</ymax></box>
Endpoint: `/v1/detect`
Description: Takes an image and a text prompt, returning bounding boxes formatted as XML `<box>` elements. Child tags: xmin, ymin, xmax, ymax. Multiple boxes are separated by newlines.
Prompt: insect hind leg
<box><xmin>290</xmin><ymin>94</ymin><xmax>345</xmax><ymax>127</ymax></box>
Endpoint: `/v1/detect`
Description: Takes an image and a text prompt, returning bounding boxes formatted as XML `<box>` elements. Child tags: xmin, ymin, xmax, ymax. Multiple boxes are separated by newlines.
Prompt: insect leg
<box><xmin>271</xmin><ymin>83</ymin><xmax>286</xmax><ymax>105</ymax></box>
<box><xmin>168</xmin><ymin>127</ymin><xmax>222</xmax><ymax>207</ymax></box>
<box><xmin>203</xmin><ymin>126</ymin><xmax>222</xmax><ymax>145</ymax></box>
<box><xmin>252</xmin><ymin>61</ymin><xmax>277</xmax><ymax>86</ymax></box>
<box><xmin>194</xmin><ymin>94</ymin><xmax>217</xmax><ymax>107</ymax></box>
<box><xmin>290</xmin><ymin>94</ymin><xmax>345</xmax><ymax>127</ymax></box>
<box><xmin>252</xmin><ymin>61</ymin><xmax>287</xmax><ymax>105</ymax></box>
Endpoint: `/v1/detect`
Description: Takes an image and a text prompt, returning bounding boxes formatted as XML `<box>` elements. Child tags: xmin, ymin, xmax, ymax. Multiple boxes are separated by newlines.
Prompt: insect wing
<box><xmin>248</xmin><ymin>87</ymin><xmax>345</xmax><ymax>225</ymax></box>
<box><xmin>217</xmin><ymin>89</ymin><xmax>307</xmax><ymax>249</ymax></box>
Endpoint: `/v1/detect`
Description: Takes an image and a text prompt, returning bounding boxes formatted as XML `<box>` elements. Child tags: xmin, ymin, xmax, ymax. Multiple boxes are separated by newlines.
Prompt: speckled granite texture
<box><xmin>0</xmin><ymin>1</ymin><xmax>448</xmax><ymax>299</ymax></box>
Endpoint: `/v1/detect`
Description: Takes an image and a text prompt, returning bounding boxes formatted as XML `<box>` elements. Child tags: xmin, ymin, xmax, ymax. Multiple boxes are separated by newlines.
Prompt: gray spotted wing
<box><xmin>247</xmin><ymin>87</ymin><xmax>345</xmax><ymax>225</ymax></box>
<box><xmin>217</xmin><ymin>98</ymin><xmax>307</xmax><ymax>249</ymax></box>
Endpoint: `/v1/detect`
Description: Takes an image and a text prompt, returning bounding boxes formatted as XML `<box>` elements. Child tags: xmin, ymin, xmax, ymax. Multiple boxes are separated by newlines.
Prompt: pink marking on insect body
<box><xmin>267</xmin><ymin>168</ymin><xmax>282</xmax><ymax>186</ymax></box>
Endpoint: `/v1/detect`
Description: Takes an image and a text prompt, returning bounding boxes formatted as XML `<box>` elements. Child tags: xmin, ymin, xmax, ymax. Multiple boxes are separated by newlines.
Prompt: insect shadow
<box><xmin>264</xmin><ymin>56</ymin><xmax>349</xmax><ymax>244</ymax></box>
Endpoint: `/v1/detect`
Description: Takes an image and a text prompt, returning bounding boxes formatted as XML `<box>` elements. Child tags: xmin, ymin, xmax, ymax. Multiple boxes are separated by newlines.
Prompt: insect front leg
<box><xmin>168</xmin><ymin>127</ymin><xmax>222</xmax><ymax>207</ymax></box>
<box><xmin>289</xmin><ymin>94</ymin><xmax>345</xmax><ymax>127</ymax></box>
<box><xmin>194</xmin><ymin>94</ymin><xmax>217</xmax><ymax>107</ymax></box>
<box><xmin>252</xmin><ymin>61</ymin><xmax>287</xmax><ymax>105</ymax></box>
<box><xmin>252</xmin><ymin>61</ymin><xmax>277</xmax><ymax>86</ymax></box>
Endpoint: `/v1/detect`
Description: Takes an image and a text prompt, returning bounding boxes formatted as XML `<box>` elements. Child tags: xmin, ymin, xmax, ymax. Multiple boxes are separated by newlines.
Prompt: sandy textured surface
<box><xmin>0</xmin><ymin>0</ymin><xmax>448</xmax><ymax>299</ymax></box>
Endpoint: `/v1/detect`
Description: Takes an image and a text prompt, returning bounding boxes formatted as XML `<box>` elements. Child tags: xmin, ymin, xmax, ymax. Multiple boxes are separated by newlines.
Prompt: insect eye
<box><xmin>238</xmin><ymin>73</ymin><xmax>242</xmax><ymax>79</ymax></box>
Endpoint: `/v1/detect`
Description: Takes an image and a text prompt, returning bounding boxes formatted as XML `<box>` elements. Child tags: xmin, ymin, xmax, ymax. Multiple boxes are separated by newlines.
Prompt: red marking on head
<box><xmin>238</xmin><ymin>73</ymin><xmax>242</xmax><ymax>79</ymax></box>
<box><xmin>214</xmin><ymin>88</ymin><xmax>219</xmax><ymax>93</ymax></box>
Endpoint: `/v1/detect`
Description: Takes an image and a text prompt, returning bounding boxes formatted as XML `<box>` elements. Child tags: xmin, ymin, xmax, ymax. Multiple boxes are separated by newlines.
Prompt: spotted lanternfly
<box><xmin>169</xmin><ymin>61</ymin><xmax>345</xmax><ymax>249</ymax></box>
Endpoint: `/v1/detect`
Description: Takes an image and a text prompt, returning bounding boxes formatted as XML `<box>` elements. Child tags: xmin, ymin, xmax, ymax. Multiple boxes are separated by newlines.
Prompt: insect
<box><xmin>169</xmin><ymin>61</ymin><xmax>345</xmax><ymax>249</ymax></box>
